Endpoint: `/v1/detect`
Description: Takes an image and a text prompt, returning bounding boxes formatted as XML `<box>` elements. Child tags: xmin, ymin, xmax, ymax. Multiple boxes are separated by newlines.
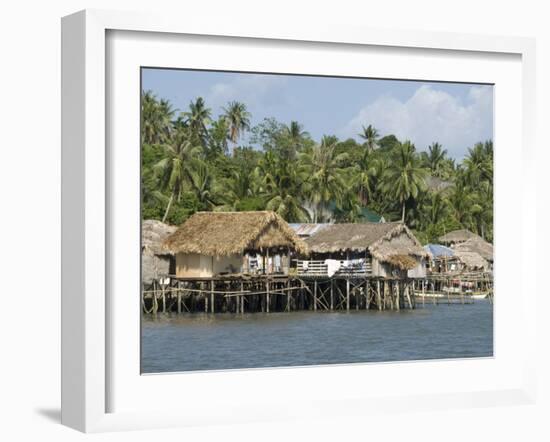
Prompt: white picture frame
<box><xmin>61</xmin><ymin>9</ymin><xmax>537</xmax><ymax>433</ymax></box>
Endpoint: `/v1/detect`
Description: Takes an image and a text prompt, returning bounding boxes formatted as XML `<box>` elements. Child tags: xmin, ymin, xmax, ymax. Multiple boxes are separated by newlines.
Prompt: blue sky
<box><xmin>142</xmin><ymin>68</ymin><xmax>493</xmax><ymax>160</ymax></box>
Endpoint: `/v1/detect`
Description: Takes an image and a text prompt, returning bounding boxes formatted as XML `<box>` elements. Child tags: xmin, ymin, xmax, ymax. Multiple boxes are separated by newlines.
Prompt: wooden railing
<box><xmin>294</xmin><ymin>259</ymin><xmax>372</xmax><ymax>277</ymax></box>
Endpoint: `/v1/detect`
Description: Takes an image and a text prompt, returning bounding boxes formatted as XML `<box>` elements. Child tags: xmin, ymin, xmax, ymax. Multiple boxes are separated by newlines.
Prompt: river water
<box><xmin>141</xmin><ymin>300</ymin><xmax>493</xmax><ymax>373</ymax></box>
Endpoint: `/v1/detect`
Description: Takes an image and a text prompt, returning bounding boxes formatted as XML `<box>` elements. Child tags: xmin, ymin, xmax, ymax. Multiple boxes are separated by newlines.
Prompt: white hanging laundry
<box><xmin>324</xmin><ymin>259</ymin><xmax>341</xmax><ymax>277</ymax></box>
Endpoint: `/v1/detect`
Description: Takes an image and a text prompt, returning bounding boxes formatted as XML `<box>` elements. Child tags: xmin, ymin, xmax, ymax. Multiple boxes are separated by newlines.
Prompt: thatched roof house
<box><xmin>453</xmin><ymin>237</ymin><xmax>493</xmax><ymax>263</ymax></box>
<box><xmin>438</xmin><ymin>229</ymin><xmax>482</xmax><ymax>245</ymax></box>
<box><xmin>164</xmin><ymin>211</ymin><xmax>308</xmax><ymax>278</ymax></box>
<box><xmin>453</xmin><ymin>250</ymin><xmax>489</xmax><ymax>270</ymax></box>
<box><xmin>305</xmin><ymin>222</ymin><xmax>429</xmax><ymax>276</ymax></box>
<box><xmin>141</xmin><ymin>219</ymin><xmax>177</xmax><ymax>284</ymax></box>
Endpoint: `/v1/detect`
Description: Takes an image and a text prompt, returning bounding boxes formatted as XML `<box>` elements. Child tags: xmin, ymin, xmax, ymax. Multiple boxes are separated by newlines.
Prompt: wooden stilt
<box><xmin>286</xmin><ymin>280</ymin><xmax>291</xmax><ymax>312</ymax></box>
<box><xmin>330</xmin><ymin>279</ymin><xmax>334</xmax><ymax>311</ymax></box>
<box><xmin>240</xmin><ymin>281</ymin><xmax>244</xmax><ymax>314</ymax></box>
<box><xmin>313</xmin><ymin>279</ymin><xmax>318</xmax><ymax>311</ymax></box>
<box><xmin>346</xmin><ymin>278</ymin><xmax>350</xmax><ymax>311</ymax></box>
<box><xmin>266</xmin><ymin>280</ymin><xmax>270</xmax><ymax>313</ymax></box>
<box><xmin>211</xmin><ymin>281</ymin><xmax>215</xmax><ymax>313</ymax></box>
<box><xmin>406</xmin><ymin>282</ymin><xmax>413</xmax><ymax>309</ymax></box>
<box><xmin>395</xmin><ymin>281</ymin><xmax>400</xmax><ymax>311</ymax></box>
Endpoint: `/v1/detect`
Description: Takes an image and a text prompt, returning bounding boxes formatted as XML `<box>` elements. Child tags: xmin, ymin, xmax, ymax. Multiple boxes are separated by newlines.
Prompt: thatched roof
<box><xmin>454</xmin><ymin>250</ymin><xmax>489</xmax><ymax>270</ymax></box>
<box><xmin>305</xmin><ymin>222</ymin><xmax>428</xmax><ymax>269</ymax></box>
<box><xmin>438</xmin><ymin>229</ymin><xmax>482</xmax><ymax>244</ymax></box>
<box><xmin>142</xmin><ymin>219</ymin><xmax>177</xmax><ymax>256</ymax></box>
<box><xmin>453</xmin><ymin>237</ymin><xmax>493</xmax><ymax>262</ymax></box>
<box><xmin>163</xmin><ymin>211</ymin><xmax>308</xmax><ymax>256</ymax></box>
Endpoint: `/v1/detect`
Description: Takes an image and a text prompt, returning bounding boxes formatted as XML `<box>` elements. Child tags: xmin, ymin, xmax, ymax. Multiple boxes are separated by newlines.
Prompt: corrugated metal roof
<box><xmin>289</xmin><ymin>223</ymin><xmax>330</xmax><ymax>237</ymax></box>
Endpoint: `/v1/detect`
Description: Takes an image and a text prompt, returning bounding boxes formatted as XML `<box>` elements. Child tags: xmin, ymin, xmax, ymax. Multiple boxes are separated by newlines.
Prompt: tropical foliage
<box><xmin>141</xmin><ymin>91</ymin><xmax>494</xmax><ymax>243</ymax></box>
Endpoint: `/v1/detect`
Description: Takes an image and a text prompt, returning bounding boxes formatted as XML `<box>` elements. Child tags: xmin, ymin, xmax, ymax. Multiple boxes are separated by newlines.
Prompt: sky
<box><xmin>142</xmin><ymin>68</ymin><xmax>493</xmax><ymax>160</ymax></box>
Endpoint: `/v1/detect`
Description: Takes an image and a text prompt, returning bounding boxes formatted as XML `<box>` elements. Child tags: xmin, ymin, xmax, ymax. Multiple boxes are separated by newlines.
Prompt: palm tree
<box><xmin>448</xmin><ymin>180</ymin><xmax>475</xmax><ymax>228</ymax></box>
<box><xmin>189</xmin><ymin>162</ymin><xmax>216</xmax><ymax>210</ymax></box>
<box><xmin>223</xmin><ymin>101</ymin><xmax>251</xmax><ymax>153</ymax></box>
<box><xmin>423</xmin><ymin>142</ymin><xmax>448</xmax><ymax>177</ymax></box>
<box><xmin>300</xmin><ymin>136</ymin><xmax>347</xmax><ymax>222</ymax></box>
<box><xmin>463</xmin><ymin>141</ymin><xmax>493</xmax><ymax>187</ymax></box>
<box><xmin>184</xmin><ymin>97</ymin><xmax>211</xmax><ymax>147</ymax></box>
<box><xmin>154</xmin><ymin>130</ymin><xmax>202</xmax><ymax>222</ymax></box>
<box><xmin>358</xmin><ymin>124</ymin><xmax>379</xmax><ymax>152</ymax></box>
<box><xmin>420</xmin><ymin>192</ymin><xmax>450</xmax><ymax>229</ymax></box>
<box><xmin>215</xmin><ymin>169</ymin><xmax>256</xmax><ymax>212</ymax></box>
<box><xmin>382</xmin><ymin>141</ymin><xmax>428</xmax><ymax>222</ymax></box>
<box><xmin>353</xmin><ymin>149</ymin><xmax>378</xmax><ymax>205</ymax></box>
<box><xmin>208</xmin><ymin>117</ymin><xmax>230</xmax><ymax>156</ymax></box>
<box><xmin>141</xmin><ymin>91</ymin><xmax>175</xmax><ymax>145</ymax></box>
<box><xmin>254</xmin><ymin>151</ymin><xmax>310</xmax><ymax>222</ymax></box>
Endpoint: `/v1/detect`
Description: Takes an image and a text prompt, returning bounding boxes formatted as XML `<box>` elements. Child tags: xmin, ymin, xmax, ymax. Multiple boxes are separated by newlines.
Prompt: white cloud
<box><xmin>343</xmin><ymin>85</ymin><xmax>493</xmax><ymax>159</ymax></box>
<box><xmin>206</xmin><ymin>74</ymin><xmax>289</xmax><ymax>116</ymax></box>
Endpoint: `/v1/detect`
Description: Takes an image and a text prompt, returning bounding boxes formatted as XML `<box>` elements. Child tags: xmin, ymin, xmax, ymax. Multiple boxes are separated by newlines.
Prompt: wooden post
<box><xmin>395</xmin><ymin>281</ymin><xmax>400</xmax><ymax>311</ymax></box>
<box><xmin>237</xmin><ymin>281</ymin><xmax>244</xmax><ymax>313</ymax></box>
<box><xmin>177</xmin><ymin>284</ymin><xmax>182</xmax><ymax>314</ymax></box>
<box><xmin>422</xmin><ymin>280</ymin><xmax>425</xmax><ymax>307</ymax></box>
<box><xmin>211</xmin><ymin>280</ymin><xmax>215</xmax><ymax>313</ymax></box>
<box><xmin>346</xmin><ymin>278</ymin><xmax>350</xmax><ymax>311</ymax></box>
<box><xmin>376</xmin><ymin>280</ymin><xmax>381</xmax><ymax>311</ymax></box>
<box><xmin>266</xmin><ymin>280</ymin><xmax>270</xmax><ymax>313</ymax></box>
<box><xmin>330</xmin><ymin>279</ymin><xmax>334</xmax><ymax>311</ymax></box>
<box><xmin>286</xmin><ymin>280</ymin><xmax>291</xmax><ymax>312</ymax></box>
<box><xmin>406</xmin><ymin>282</ymin><xmax>413</xmax><ymax>309</ymax></box>
<box><xmin>314</xmin><ymin>279</ymin><xmax>318</xmax><ymax>311</ymax></box>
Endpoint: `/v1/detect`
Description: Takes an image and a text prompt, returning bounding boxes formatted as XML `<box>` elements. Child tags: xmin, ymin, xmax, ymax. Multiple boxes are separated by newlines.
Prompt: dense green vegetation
<box><xmin>141</xmin><ymin>91</ymin><xmax>493</xmax><ymax>243</ymax></box>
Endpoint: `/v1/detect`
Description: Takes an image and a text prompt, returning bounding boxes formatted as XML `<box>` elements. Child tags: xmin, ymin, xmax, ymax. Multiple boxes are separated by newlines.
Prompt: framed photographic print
<box><xmin>61</xmin><ymin>9</ymin><xmax>537</xmax><ymax>432</ymax></box>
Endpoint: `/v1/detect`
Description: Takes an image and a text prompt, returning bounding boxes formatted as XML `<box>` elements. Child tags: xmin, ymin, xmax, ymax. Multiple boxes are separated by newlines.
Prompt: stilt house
<box><xmin>296</xmin><ymin>222</ymin><xmax>430</xmax><ymax>278</ymax></box>
<box><xmin>163</xmin><ymin>211</ymin><xmax>308</xmax><ymax>278</ymax></box>
<box><xmin>141</xmin><ymin>219</ymin><xmax>177</xmax><ymax>284</ymax></box>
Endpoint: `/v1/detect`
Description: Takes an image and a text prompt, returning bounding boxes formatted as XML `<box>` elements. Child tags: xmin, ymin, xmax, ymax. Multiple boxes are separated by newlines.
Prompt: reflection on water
<box><xmin>141</xmin><ymin>300</ymin><xmax>493</xmax><ymax>373</ymax></box>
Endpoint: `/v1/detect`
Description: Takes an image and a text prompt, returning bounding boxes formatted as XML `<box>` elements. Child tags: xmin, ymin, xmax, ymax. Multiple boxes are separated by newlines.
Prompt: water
<box><xmin>141</xmin><ymin>300</ymin><xmax>493</xmax><ymax>373</ymax></box>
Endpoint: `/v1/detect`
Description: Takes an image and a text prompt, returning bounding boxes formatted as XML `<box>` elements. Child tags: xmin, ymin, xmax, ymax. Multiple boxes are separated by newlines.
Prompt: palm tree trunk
<box><xmin>401</xmin><ymin>202</ymin><xmax>406</xmax><ymax>223</ymax></box>
<box><xmin>162</xmin><ymin>192</ymin><xmax>174</xmax><ymax>223</ymax></box>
